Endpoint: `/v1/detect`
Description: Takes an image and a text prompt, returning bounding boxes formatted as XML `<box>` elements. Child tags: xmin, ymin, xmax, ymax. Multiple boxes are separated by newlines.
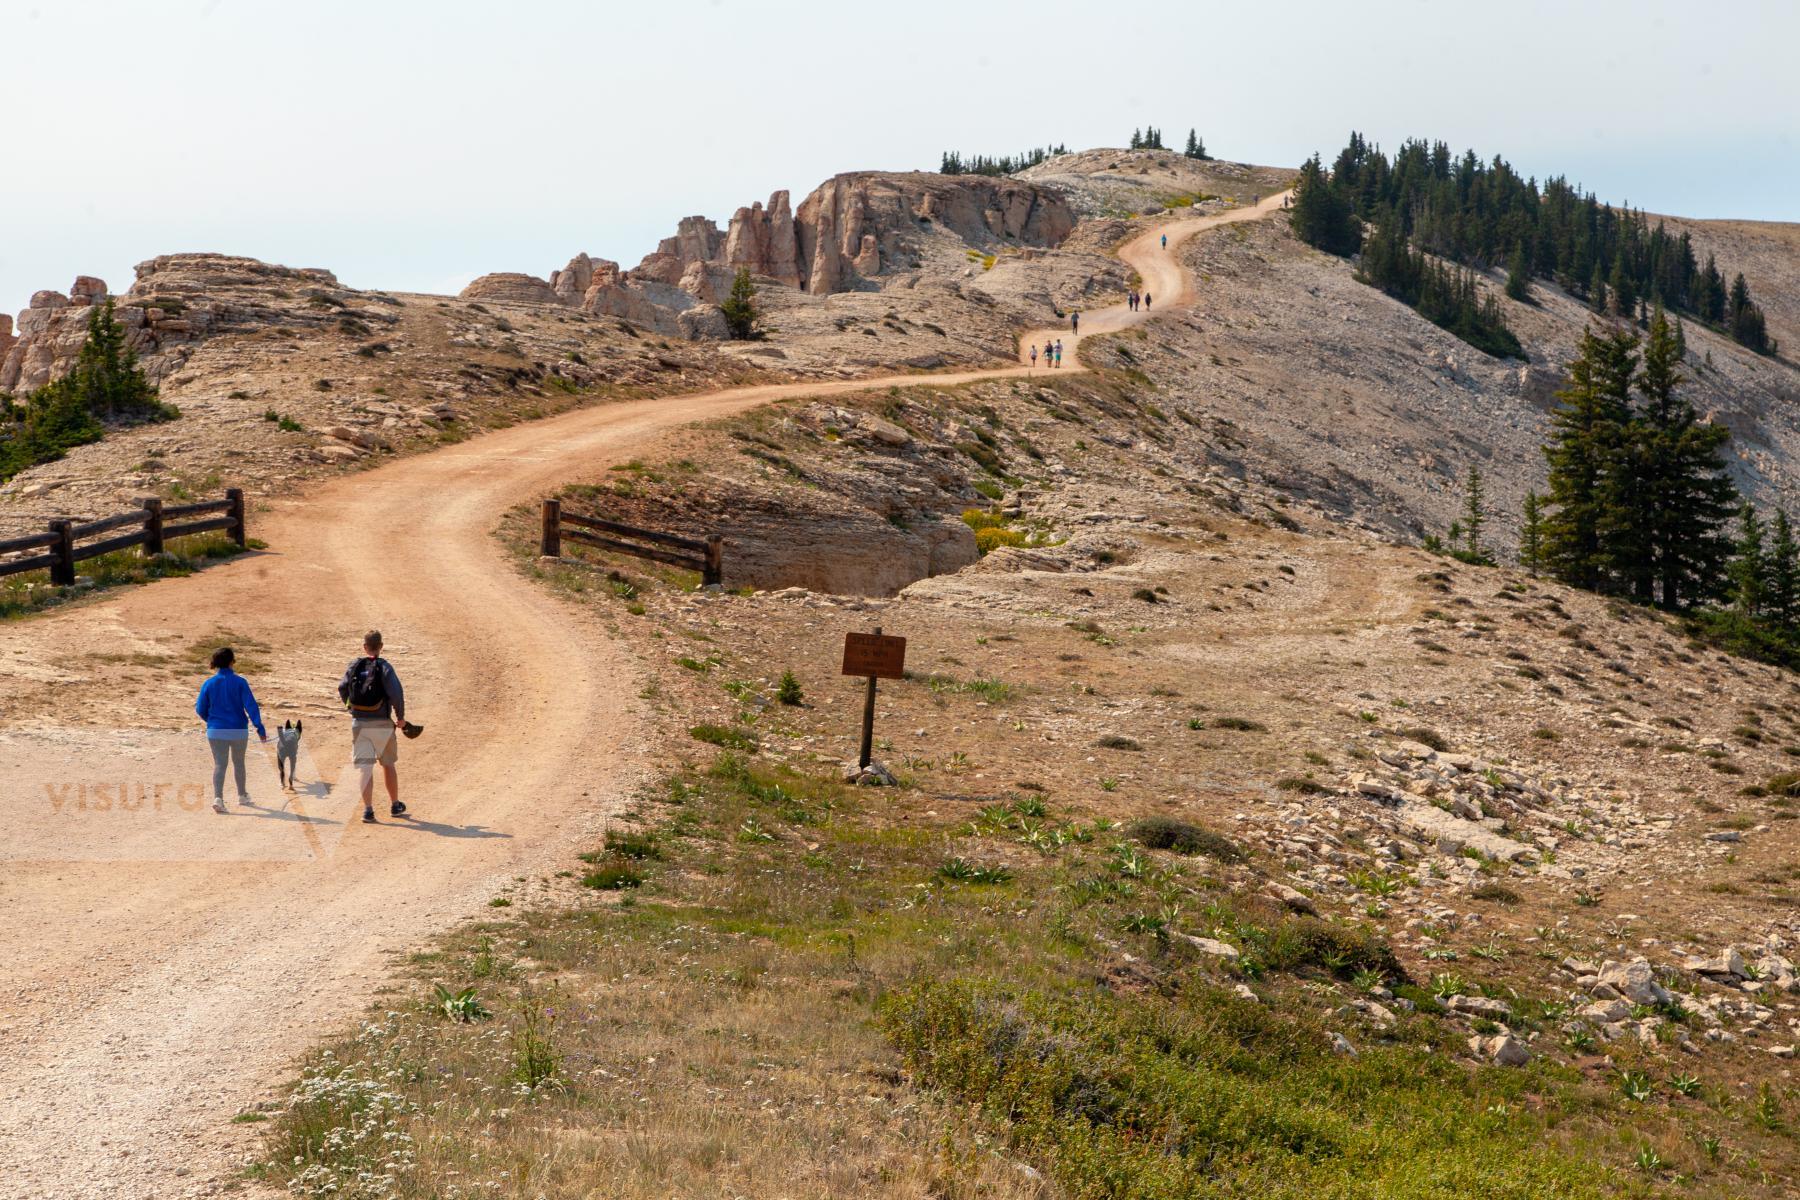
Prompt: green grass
<box><xmin>255</xmin><ymin>746</ymin><xmax>1790</xmax><ymax>1199</ymax></box>
<box><xmin>1</xmin><ymin>532</ymin><xmax>260</xmax><ymax>621</ymax></box>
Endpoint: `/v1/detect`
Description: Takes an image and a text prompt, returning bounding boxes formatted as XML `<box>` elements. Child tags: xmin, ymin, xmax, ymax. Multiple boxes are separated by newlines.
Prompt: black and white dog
<box><xmin>275</xmin><ymin>719</ymin><xmax>303</xmax><ymax>790</ymax></box>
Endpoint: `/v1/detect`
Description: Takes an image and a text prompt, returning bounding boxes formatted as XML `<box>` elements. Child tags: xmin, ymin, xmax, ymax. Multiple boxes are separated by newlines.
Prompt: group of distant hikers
<box><xmin>194</xmin><ymin>629</ymin><xmax>416</xmax><ymax>824</ymax></box>
<box><xmin>1029</xmin><ymin>338</ymin><xmax>1065</xmax><ymax>369</ymax></box>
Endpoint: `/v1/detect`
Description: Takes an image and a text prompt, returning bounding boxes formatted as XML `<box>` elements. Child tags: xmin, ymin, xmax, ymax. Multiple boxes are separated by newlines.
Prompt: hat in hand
<box><xmin>401</xmin><ymin>722</ymin><xmax>424</xmax><ymax>740</ymax></box>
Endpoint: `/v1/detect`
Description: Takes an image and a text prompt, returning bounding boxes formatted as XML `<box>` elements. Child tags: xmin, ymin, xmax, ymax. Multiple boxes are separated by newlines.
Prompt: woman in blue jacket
<box><xmin>195</xmin><ymin>647</ymin><xmax>267</xmax><ymax>813</ymax></box>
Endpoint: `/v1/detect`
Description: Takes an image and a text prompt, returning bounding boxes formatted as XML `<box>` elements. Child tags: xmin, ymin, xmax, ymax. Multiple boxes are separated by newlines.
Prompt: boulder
<box><xmin>1446</xmin><ymin>994</ymin><xmax>1511</xmax><ymax>1020</ymax></box>
<box><xmin>1595</xmin><ymin>958</ymin><xmax>1670</xmax><ymax>1007</ymax></box>
<box><xmin>1468</xmin><ymin>1033</ymin><xmax>1531</xmax><ymax>1066</ymax></box>
<box><xmin>1685</xmin><ymin>948</ymin><xmax>1747</xmax><ymax>978</ymax></box>
<box><xmin>458</xmin><ymin>272</ymin><xmax>561</xmax><ymax>306</ymax></box>
<box><xmin>1175</xmin><ymin>933</ymin><xmax>1239</xmax><ymax>961</ymax></box>
<box><xmin>68</xmin><ymin>276</ymin><xmax>108</xmax><ymax>305</ymax></box>
<box><xmin>1265</xmin><ymin>883</ymin><xmax>1317</xmax><ymax>915</ymax></box>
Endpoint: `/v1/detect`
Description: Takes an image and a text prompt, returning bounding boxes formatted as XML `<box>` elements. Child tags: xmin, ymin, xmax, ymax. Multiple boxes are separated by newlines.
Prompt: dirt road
<box><xmin>0</xmin><ymin>195</ymin><xmax>1288</xmax><ymax>1198</ymax></box>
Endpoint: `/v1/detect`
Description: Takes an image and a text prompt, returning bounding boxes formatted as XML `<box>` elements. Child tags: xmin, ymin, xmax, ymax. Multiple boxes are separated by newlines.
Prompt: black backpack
<box><xmin>345</xmin><ymin>657</ymin><xmax>389</xmax><ymax>713</ymax></box>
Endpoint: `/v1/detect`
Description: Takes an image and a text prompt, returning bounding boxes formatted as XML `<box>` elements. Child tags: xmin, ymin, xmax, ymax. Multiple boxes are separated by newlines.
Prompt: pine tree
<box><xmin>1505</xmin><ymin>245</ymin><xmax>1531</xmax><ymax>302</ymax></box>
<box><xmin>1588</xmin><ymin>264</ymin><xmax>1608</xmax><ymax>315</ymax></box>
<box><xmin>1631</xmin><ymin>306</ymin><xmax>1739</xmax><ymax>608</ymax></box>
<box><xmin>1519</xmin><ymin>490</ymin><xmax>1545</xmax><ymax>575</ymax></box>
<box><xmin>1770</xmin><ymin>509</ymin><xmax>1800</xmax><ymax>629</ymax></box>
<box><xmin>1541</xmin><ymin>327</ymin><xmax>1636</xmax><ymax>591</ymax></box>
<box><xmin>1458</xmin><ymin>464</ymin><xmax>1490</xmax><ymax>563</ymax></box>
<box><xmin>1184</xmin><ymin>129</ymin><xmax>1207</xmax><ymax>159</ymax></box>
<box><xmin>1288</xmin><ymin>155</ymin><xmax>1361</xmax><ymax>257</ymax></box>
<box><xmin>1129</xmin><ymin>128</ymin><xmax>1143</xmax><ymax>150</ymax></box>
<box><xmin>1733</xmin><ymin>505</ymin><xmax>1768</xmax><ymax>618</ymax></box>
<box><xmin>720</xmin><ymin>268</ymin><xmax>759</xmax><ymax>340</ymax></box>
<box><xmin>1609</xmin><ymin>253</ymin><xmax>1636</xmax><ymax>318</ymax></box>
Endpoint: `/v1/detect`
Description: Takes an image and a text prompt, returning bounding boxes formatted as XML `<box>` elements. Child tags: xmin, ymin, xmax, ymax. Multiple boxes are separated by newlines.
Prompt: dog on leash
<box><xmin>275</xmin><ymin>719</ymin><xmax>303</xmax><ymax>790</ymax></box>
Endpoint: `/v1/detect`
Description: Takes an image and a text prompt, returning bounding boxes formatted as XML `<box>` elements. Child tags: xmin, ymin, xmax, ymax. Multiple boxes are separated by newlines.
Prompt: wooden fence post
<box><xmin>140</xmin><ymin>496</ymin><xmax>164</xmax><ymax>557</ymax></box>
<box><xmin>48</xmin><ymin>520</ymin><xmax>75</xmax><ymax>586</ymax></box>
<box><xmin>704</xmin><ymin>536</ymin><xmax>723</xmax><ymax>587</ymax></box>
<box><xmin>226</xmin><ymin>487</ymin><xmax>247</xmax><ymax>547</ymax></box>
<box><xmin>541</xmin><ymin>499</ymin><xmax>561</xmax><ymax>558</ymax></box>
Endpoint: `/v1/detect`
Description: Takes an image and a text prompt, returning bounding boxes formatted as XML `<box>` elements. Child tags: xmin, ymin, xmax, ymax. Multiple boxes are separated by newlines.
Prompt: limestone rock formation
<box><xmin>634</xmin><ymin>216</ymin><xmax>725</xmax><ymax>286</ymax></box>
<box><xmin>459</xmin><ymin>272</ymin><xmax>561</xmax><ymax>306</ymax></box>
<box><xmin>0</xmin><ymin>315</ymin><xmax>13</xmax><ymax>366</ymax></box>
<box><xmin>725</xmin><ymin>191</ymin><xmax>802</xmax><ymax>288</ymax></box>
<box><xmin>4</xmin><ymin>256</ymin><xmax>367</xmax><ymax>395</ymax></box>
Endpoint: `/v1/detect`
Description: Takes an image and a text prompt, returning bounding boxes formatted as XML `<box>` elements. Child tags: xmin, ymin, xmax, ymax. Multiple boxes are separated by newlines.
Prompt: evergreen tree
<box><xmin>1505</xmin><ymin>245</ymin><xmax>1531</xmax><ymax>302</ymax></box>
<box><xmin>1632</xmin><ymin>307</ymin><xmax>1738</xmax><ymax>608</ymax></box>
<box><xmin>1130</xmin><ymin>128</ymin><xmax>1143</xmax><ymax>150</ymax></box>
<box><xmin>1588</xmin><ymin>264</ymin><xmax>1608</xmax><ymax>315</ymax></box>
<box><xmin>720</xmin><ymin>268</ymin><xmax>759</xmax><ymax>340</ymax></box>
<box><xmin>1458</xmin><ymin>464</ymin><xmax>1491</xmax><ymax>564</ymax></box>
<box><xmin>1541</xmin><ymin>327</ymin><xmax>1636</xmax><ymax>591</ymax></box>
<box><xmin>1770</xmin><ymin>509</ymin><xmax>1800</xmax><ymax>629</ymax></box>
<box><xmin>1288</xmin><ymin>155</ymin><xmax>1362</xmax><ymax>257</ymax></box>
<box><xmin>1519</xmin><ymin>490</ymin><xmax>1545</xmax><ymax>575</ymax></box>
<box><xmin>1733</xmin><ymin>505</ymin><xmax>1768</xmax><ymax>618</ymax></box>
<box><xmin>1609</xmin><ymin>253</ymin><xmax>1636</xmax><ymax>318</ymax></box>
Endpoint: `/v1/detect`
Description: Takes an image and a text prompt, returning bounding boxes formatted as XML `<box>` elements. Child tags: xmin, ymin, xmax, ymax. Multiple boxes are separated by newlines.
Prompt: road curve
<box><xmin>0</xmin><ymin>192</ymin><xmax>1290</xmax><ymax>1198</ymax></box>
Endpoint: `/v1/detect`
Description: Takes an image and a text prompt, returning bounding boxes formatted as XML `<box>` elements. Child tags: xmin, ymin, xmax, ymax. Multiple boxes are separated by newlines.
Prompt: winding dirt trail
<box><xmin>0</xmin><ymin>193</ymin><xmax>1288</xmax><ymax>1198</ymax></box>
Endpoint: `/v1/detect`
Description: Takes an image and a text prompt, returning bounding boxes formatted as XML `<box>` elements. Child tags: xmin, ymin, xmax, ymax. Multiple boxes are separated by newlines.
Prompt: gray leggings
<box><xmin>209</xmin><ymin>736</ymin><xmax>249</xmax><ymax>800</ymax></box>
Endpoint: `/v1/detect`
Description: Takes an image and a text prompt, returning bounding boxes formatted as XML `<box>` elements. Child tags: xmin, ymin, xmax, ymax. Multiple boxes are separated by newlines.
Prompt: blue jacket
<box><xmin>196</xmin><ymin>669</ymin><xmax>266</xmax><ymax>739</ymax></box>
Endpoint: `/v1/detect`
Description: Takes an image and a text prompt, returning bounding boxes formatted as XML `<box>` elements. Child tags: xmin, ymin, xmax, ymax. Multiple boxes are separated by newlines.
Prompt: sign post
<box><xmin>842</xmin><ymin>628</ymin><xmax>907</xmax><ymax>771</ymax></box>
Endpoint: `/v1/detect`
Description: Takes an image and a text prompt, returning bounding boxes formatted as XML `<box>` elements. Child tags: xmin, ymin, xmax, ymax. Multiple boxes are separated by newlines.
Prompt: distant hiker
<box><xmin>1071</xmin><ymin>311</ymin><xmax>1079</xmax><ymax>334</ymax></box>
<box><xmin>1129</xmin><ymin>290</ymin><xmax>1139</xmax><ymax>312</ymax></box>
<box><xmin>338</xmin><ymin>630</ymin><xmax>408</xmax><ymax>824</ymax></box>
<box><xmin>1044</xmin><ymin>340</ymin><xmax>1055</xmax><ymax>368</ymax></box>
<box><xmin>1143</xmin><ymin>291</ymin><xmax>1152</xmax><ymax>310</ymax></box>
<box><xmin>195</xmin><ymin>646</ymin><xmax>266</xmax><ymax>814</ymax></box>
<box><xmin>1054</xmin><ymin>339</ymin><xmax>1063</xmax><ymax>367</ymax></box>
<box><xmin>1029</xmin><ymin>344</ymin><xmax>1038</xmax><ymax>368</ymax></box>
<box><xmin>1161</xmin><ymin>233</ymin><xmax>1167</xmax><ymax>249</ymax></box>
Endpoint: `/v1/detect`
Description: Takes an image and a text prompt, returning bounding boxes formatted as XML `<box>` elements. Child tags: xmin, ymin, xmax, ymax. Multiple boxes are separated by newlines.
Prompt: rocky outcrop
<box><xmin>459</xmin><ymin>272</ymin><xmax>561</xmax><ymax>306</ymax></box>
<box><xmin>725</xmin><ymin>191</ymin><xmax>802</xmax><ymax>289</ymax></box>
<box><xmin>793</xmin><ymin>172</ymin><xmax>1075</xmax><ymax>295</ymax></box>
<box><xmin>0</xmin><ymin>315</ymin><xmax>13</xmax><ymax>367</ymax></box>
<box><xmin>4</xmin><ymin>256</ymin><xmax>376</xmax><ymax>395</ymax></box>
<box><xmin>633</xmin><ymin>216</ymin><xmax>725</xmax><ymax>286</ymax></box>
<box><xmin>454</xmin><ymin>171</ymin><xmax>1075</xmax><ymax>343</ymax></box>
<box><xmin>549</xmin><ymin>253</ymin><xmax>622</xmax><ymax>305</ymax></box>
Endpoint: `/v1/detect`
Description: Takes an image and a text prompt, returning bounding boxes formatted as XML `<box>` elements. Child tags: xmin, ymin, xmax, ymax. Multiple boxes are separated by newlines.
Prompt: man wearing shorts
<box><xmin>337</xmin><ymin>630</ymin><xmax>408</xmax><ymax>824</ymax></box>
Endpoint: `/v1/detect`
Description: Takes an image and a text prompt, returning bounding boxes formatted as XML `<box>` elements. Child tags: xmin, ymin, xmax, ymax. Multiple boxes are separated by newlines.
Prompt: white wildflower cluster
<box><xmin>285</xmin><ymin>1065</ymin><xmax>419</xmax><ymax>1199</ymax></box>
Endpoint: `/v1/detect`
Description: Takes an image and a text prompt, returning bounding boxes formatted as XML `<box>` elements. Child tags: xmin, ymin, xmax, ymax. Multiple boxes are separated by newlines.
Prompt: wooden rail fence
<box><xmin>0</xmin><ymin>489</ymin><xmax>246</xmax><ymax>585</ymax></box>
<box><xmin>540</xmin><ymin>498</ymin><xmax>722</xmax><ymax>586</ymax></box>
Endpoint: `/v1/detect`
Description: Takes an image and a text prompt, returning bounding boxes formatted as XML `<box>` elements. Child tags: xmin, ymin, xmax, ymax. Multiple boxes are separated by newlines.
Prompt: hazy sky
<box><xmin>2</xmin><ymin>0</ymin><xmax>1795</xmax><ymax>321</ymax></box>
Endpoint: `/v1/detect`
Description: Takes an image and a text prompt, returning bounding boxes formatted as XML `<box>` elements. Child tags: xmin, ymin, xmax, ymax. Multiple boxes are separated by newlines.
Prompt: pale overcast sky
<box><xmin>2</xmin><ymin>0</ymin><xmax>1794</xmax><ymax>321</ymax></box>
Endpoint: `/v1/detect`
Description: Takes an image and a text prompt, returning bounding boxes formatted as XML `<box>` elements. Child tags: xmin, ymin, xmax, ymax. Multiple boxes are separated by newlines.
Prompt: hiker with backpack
<box><xmin>338</xmin><ymin>630</ymin><xmax>411</xmax><ymax>824</ymax></box>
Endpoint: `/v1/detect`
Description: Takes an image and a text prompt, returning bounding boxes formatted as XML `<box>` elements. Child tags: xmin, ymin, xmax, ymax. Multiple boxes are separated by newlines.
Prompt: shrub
<box><xmin>1470</xmin><ymin>883</ymin><xmax>1522</xmax><ymax>905</ymax></box>
<box><xmin>776</xmin><ymin>670</ymin><xmax>804</xmax><ymax>706</ymax></box>
<box><xmin>1097</xmin><ymin>734</ymin><xmax>1141</xmax><ymax>751</ymax></box>
<box><xmin>1212</xmin><ymin>716</ymin><xmax>1266</xmax><ymax>732</ymax></box>
<box><xmin>974</xmin><ymin>526</ymin><xmax>1026</xmax><ymax>553</ymax></box>
<box><xmin>1129</xmin><ymin>816</ymin><xmax>1244</xmax><ymax>862</ymax></box>
<box><xmin>690</xmin><ymin>724</ymin><xmax>758</xmax><ymax>751</ymax></box>
<box><xmin>1396</xmin><ymin>726</ymin><xmax>1450</xmax><ymax>752</ymax></box>
<box><xmin>581</xmin><ymin>860</ymin><xmax>644</xmax><ymax>890</ymax></box>
<box><xmin>1277</xmin><ymin>777</ymin><xmax>1329</xmax><ymax>795</ymax></box>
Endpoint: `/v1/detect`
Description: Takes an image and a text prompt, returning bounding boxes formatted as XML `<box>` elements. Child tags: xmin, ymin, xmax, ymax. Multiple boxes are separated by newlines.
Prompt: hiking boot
<box><xmin>362</xmin><ymin>808</ymin><xmax>377</xmax><ymax>824</ymax></box>
<box><xmin>389</xmin><ymin>801</ymin><xmax>408</xmax><ymax>817</ymax></box>
<box><xmin>237</xmin><ymin>795</ymin><xmax>252</xmax><ymax>806</ymax></box>
<box><xmin>212</xmin><ymin>800</ymin><xmax>227</xmax><ymax>814</ymax></box>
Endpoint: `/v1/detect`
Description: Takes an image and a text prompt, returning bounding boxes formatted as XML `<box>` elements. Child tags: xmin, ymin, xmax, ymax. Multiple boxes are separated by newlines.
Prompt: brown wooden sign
<box><xmin>842</xmin><ymin>632</ymin><xmax>907</xmax><ymax>680</ymax></box>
